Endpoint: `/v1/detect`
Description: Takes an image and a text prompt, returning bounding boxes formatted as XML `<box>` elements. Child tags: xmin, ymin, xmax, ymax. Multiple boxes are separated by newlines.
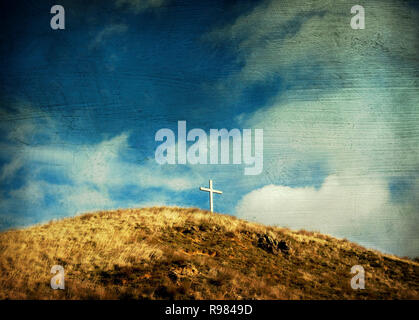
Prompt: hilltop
<box><xmin>0</xmin><ymin>207</ymin><xmax>418</xmax><ymax>299</ymax></box>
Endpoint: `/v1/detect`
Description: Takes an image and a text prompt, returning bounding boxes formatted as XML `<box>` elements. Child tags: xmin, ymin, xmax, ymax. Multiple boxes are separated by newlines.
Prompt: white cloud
<box><xmin>237</xmin><ymin>174</ymin><xmax>387</xmax><ymax>233</ymax></box>
<box><xmin>237</xmin><ymin>174</ymin><xmax>419</xmax><ymax>257</ymax></box>
<box><xmin>66</xmin><ymin>132</ymin><xmax>196</xmax><ymax>190</ymax></box>
<box><xmin>233</xmin><ymin>81</ymin><xmax>419</xmax><ymax>257</ymax></box>
<box><xmin>56</xmin><ymin>185</ymin><xmax>115</xmax><ymax>213</ymax></box>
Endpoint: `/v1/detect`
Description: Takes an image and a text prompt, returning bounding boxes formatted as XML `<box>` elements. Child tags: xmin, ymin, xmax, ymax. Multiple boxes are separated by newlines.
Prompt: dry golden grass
<box><xmin>0</xmin><ymin>207</ymin><xmax>418</xmax><ymax>299</ymax></box>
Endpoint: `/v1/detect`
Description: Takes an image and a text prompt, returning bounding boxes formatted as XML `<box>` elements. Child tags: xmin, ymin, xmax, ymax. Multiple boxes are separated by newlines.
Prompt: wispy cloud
<box><xmin>206</xmin><ymin>0</ymin><xmax>418</xmax><ymax>87</ymax></box>
<box><xmin>90</xmin><ymin>24</ymin><xmax>128</xmax><ymax>50</ymax></box>
<box><xmin>0</xmin><ymin>104</ymin><xmax>198</xmax><ymax>229</ymax></box>
<box><xmin>115</xmin><ymin>0</ymin><xmax>169</xmax><ymax>14</ymax></box>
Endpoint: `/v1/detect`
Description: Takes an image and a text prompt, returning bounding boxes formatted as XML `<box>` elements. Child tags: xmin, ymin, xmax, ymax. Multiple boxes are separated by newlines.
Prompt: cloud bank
<box><xmin>208</xmin><ymin>0</ymin><xmax>419</xmax><ymax>256</ymax></box>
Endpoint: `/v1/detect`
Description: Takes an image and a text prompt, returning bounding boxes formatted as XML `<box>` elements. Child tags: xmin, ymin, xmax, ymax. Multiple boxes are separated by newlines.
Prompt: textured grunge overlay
<box><xmin>0</xmin><ymin>0</ymin><xmax>418</xmax><ymax>261</ymax></box>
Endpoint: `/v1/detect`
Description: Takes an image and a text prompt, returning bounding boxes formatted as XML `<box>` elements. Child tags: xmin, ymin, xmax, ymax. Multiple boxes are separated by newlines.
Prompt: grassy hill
<box><xmin>0</xmin><ymin>207</ymin><xmax>418</xmax><ymax>299</ymax></box>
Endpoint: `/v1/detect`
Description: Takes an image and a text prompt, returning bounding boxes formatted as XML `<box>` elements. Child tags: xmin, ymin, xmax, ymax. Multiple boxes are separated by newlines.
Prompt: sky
<box><xmin>0</xmin><ymin>0</ymin><xmax>418</xmax><ymax>257</ymax></box>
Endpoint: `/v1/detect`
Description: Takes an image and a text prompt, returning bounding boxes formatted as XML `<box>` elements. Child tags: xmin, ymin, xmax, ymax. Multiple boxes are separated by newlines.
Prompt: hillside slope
<box><xmin>0</xmin><ymin>207</ymin><xmax>418</xmax><ymax>299</ymax></box>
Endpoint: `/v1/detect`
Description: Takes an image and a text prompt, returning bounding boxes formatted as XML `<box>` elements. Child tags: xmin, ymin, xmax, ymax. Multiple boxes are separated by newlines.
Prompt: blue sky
<box><xmin>0</xmin><ymin>0</ymin><xmax>418</xmax><ymax>257</ymax></box>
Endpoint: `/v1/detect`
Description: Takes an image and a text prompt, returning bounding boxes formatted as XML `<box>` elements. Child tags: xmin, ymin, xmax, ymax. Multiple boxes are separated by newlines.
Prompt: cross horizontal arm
<box><xmin>199</xmin><ymin>187</ymin><xmax>222</xmax><ymax>194</ymax></box>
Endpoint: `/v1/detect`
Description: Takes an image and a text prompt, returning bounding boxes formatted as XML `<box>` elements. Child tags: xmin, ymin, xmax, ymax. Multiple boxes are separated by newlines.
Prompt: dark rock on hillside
<box><xmin>257</xmin><ymin>234</ymin><xmax>290</xmax><ymax>255</ymax></box>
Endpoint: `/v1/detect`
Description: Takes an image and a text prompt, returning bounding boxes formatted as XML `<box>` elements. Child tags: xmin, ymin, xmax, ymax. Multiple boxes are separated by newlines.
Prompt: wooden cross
<box><xmin>199</xmin><ymin>179</ymin><xmax>222</xmax><ymax>213</ymax></box>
